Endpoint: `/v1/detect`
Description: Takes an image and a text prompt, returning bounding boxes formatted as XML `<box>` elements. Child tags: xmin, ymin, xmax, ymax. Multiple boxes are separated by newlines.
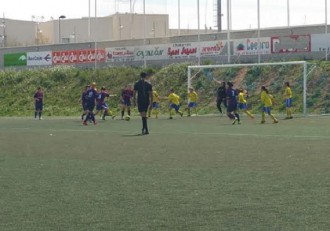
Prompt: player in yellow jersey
<box><xmin>238</xmin><ymin>88</ymin><xmax>254</xmax><ymax>119</ymax></box>
<box><xmin>283</xmin><ymin>82</ymin><xmax>293</xmax><ymax>119</ymax></box>
<box><xmin>260</xmin><ymin>86</ymin><xmax>278</xmax><ymax>124</ymax></box>
<box><xmin>148</xmin><ymin>90</ymin><xmax>161</xmax><ymax>118</ymax></box>
<box><xmin>186</xmin><ymin>87</ymin><xmax>198</xmax><ymax>116</ymax></box>
<box><xmin>167</xmin><ymin>88</ymin><xmax>183</xmax><ymax>119</ymax></box>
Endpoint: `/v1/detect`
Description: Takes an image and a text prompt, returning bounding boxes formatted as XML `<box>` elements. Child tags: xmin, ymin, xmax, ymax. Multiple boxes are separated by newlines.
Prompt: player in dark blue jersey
<box><xmin>81</xmin><ymin>85</ymin><xmax>90</xmax><ymax>120</ymax></box>
<box><xmin>83</xmin><ymin>85</ymin><xmax>98</xmax><ymax>125</ymax></box>
<box><xmin>34</xmin><ymin>86</ymin><xmax>44</xmax><ymax>120</ymax></box>
<box><xmin>226</xmin><ymin>82</ymin><xmax>240</xmax><ymax>125</ymax></box>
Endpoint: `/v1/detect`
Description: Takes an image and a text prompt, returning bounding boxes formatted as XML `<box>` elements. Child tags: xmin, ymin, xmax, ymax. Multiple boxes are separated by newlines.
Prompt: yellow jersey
<box><xmin>153</xmin><ymin>91</ymin><xmax>160</xmax><ymax>103</ymax></box>
<box><xmin>188</xmin><ymin>91</ymin><xmax>198</xmax><ymax>103</ymax></box>
<box><xmin>284</xmin><ymin>86</ymin><xmax>292</xmax><ymax>99</ymax></box>
<box><xmin>168</xmin><ymin>93</ymin><xmax>180</xmax><ymax>105</ymax></box>
<box><xmin>238</xmin><ymin>92</ymin><xmax>247</xmax><ymax>104</ymax></box>
<box><xmin>261</xmin><ymin>91</ymin><xmax>273</xmax><ymax>107</ymax></box>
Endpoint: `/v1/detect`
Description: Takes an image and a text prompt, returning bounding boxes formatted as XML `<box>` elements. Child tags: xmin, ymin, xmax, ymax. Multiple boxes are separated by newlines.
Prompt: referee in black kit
<box><xmin>133</xmin><ymin>72</ymin><xmax>153</xmax><ymax>135</ymax></box>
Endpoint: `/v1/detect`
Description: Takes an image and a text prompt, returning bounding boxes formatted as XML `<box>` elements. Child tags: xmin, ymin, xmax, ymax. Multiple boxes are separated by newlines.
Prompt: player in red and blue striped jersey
<box><xmin>34</xmin><ymin>86</ymin><xmax>44</xmax><ymax>120</ymax></box>
<box><xmin>95</xmin><ymin>87</ymin><xmax>116</xmax><ymax>120</ymax></box>
<box><xmin>120</xmin><ymin>84</ymin><xmax>134</xmax><ymax>120</ymax></box>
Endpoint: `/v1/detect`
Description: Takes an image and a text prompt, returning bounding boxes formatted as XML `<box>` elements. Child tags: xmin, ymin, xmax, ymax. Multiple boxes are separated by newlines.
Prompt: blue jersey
<box><xmin>226</xmin><ymin>88</ymin><xmax>238</xmax><ymax>105</ymax></box>
<box><xmin>96</xmin><ymin>92</ymin><xmax>109</xmax><ymax>105</ymax></box>
<box><xmin>81</xmin><ymin>91</ymin><xmax>88</xmax><ymax>104</ymax></box>
<box><xmin>86</xmin><ymin>88</ymin><xmax>98</xmax><ymax>105</ymax></box>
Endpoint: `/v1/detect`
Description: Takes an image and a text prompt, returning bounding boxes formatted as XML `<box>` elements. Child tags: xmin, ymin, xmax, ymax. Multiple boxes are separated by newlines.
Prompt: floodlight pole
<box><xmin>325</xmin><ymin>0</ymin><xmax>328</xmax><ymax>60</ymax></box>
<box><xmin>143</xmin><ymin>0</ymin><xmax>147</xmax><ymax>68</ymax></box>
<box><xmin>226</xmin><ymin>0</ymin><xmax>231</xmax><ymax>64</ymax></box>
<box><xmin>197</xmin><ymin>0</ymin><xmax>201</xmax><ymax>65</ymax></box>
<box><xmin>257</xmin><ymin>0</ymin><xmax>261</xmax><ymax>63</ymax></box>
<box><xmin>58</xmin><ymin>15</ymin><xmax>66</xmax><ymax>43</ymax></box>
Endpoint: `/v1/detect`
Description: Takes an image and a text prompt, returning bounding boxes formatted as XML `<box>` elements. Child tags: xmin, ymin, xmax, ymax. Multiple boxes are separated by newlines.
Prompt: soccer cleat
<box><xmin>83</xmin><ymin>121</ymin><xmax>88</xmax><ymax>126</ymax></box>
<box><xmin>260</xmin><ymin>121</ymin><xmax>266</xmax><ymax>124</ymax></box>
<box><xmin>273</xmin><ymin>120</ymin><xmax>279</xmax><ymax>124</ymax></box>
<box><xmin>143</xmin><ymin>130</ymin><xmax>149</xmax><ymax>135</ymax></box>
<box><xmin>169</xmin><ymin>117</ymin><xmax>173</xmax><ymax>119</ymax></box>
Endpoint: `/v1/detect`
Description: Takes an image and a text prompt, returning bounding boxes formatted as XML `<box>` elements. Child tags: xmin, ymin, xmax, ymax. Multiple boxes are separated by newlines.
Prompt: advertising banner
<box><xmin>234</xmin><ymin>37</ymin><xmax>271</xmax><ymax>55</ymax></box>
<box><xmin>106</xmin><ymin>47</ymin><xmax>135</xmax><ymax>62</ymax></box>
<box><xmin>27</xmin><ymin>51</ymin><xmax>52</xmax><ymax>66</ymax></box>
<box><xmin>271</xmin><ymin>35</ymin><xmax>311</xmax><ymax>53</ymax></box>
<box><xmin>4</xmin><ymin>53</ymin><xmax>27</xmax><ymax>67</ymax></box>
<box><xmin>311</xmin><ymin>34</ymin><xmax>330</xmax><ymax>52</ymax></box>
<box><xmin>167</xmin><ymin>42</ymin><xmax>198</xmax><ymax>59</ymax></box>
<box><xmin>52</xmin><ymin>49</ymin><xmax>106</xmax><ymax>65</ymax></box>
<box><xmin>199</xmin><ymin>41</ymin><xmax>227</xmax><ymax>57</ymax></box>
<box><xmin>134</xmin><ymin>45</ymin><xmax>168</xmax><ymax>61</ymax></box>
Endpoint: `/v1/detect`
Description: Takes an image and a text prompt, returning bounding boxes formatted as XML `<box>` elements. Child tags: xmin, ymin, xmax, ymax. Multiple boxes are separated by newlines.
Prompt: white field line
<box><xmin>35</xmin><ymin>128</ymin><xmax>330</xmax><ymax>139</ymax></box>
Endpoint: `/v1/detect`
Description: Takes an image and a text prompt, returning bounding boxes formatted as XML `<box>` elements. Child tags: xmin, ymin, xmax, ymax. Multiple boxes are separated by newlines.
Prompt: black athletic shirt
<box><xmin>134</xmin><ymin>79</ymin><xmax>152</xmax><ymax>112</ymax></box>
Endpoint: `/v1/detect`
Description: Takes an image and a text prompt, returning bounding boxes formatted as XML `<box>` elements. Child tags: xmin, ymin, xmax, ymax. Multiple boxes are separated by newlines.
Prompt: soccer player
<box><xmin>91</xmin><ymin>82</ymin><xmax>97</xmax><ymax>91</ymax></box>
<box><xmin>120</xmin><ymin>84</ymin><xmax>134</xmax><ymax>120</ymax></box>
<box><xmin>167</xmin><ymin>88</ymin><xmax>183</xmax><ymax>119</ymax></box>
<box><xmin>215</xmin><ymin>81</ymin><xmax>227</xmax><ymax>114</ymax></box>
<box><xmin>186</xmin><ymin>87</ymin><xmax>198</xmax><ymax>116</ymax></box>
<box><xmin>34</xmin><ymin>86</ymin><xmax>44</xmax><ymax>120</ymax></box>
<box><xmin>260</xmin><ymin>86</ymin><xmax>279</xmax><ymax>124</ymax></box>
<box><xmin>95</xmin><ymin>86</ymin><xmax>116</xmax><ymax>120</ymax></box>
<box><xmin>238</xmin><ymin>88</ymin><xmax>254</xmax><ymax>119</ymax></box>
<box><xmin>148</xmin><ymin>89</ymin><xmax>161</xmax><ymax>118</ymax></box>
<box><xmin>80</xmin><ymin>85</ymin><xmax>90</xmax><ymax>120</ymax></box>
<box><xmin>83</xmin><ymin>85</ymin><xmax>98</xmax><ymax>125</ymax></box>
<box><xmin>133</xmin><ymin>72</ymin><xmax>153</xmax><ymax>135</ymax></box>
<box><xmin>284</xmin><ymin>82</ymin><xmax>293</xmax><ymax>119</ymax></box>
<box><xmin>226</xmin><ymin>82</ymin><xmax>240</xmax><ymax>125</ymax></box>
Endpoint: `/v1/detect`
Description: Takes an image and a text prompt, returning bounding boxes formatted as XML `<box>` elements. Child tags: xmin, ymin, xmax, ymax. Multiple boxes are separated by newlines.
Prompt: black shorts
<box><xmin>137</xmin><ymin>101</ymin><xmax>150</xmax><ymax>113</ymax></box>
<box><xmin>227</xmin><ymin>103</ymin><xmax>237</xmax><ymax>113</ymax></box>
<box><xmin>86</xmin><ymin>103</ymin><xmax>95</xmax><ymax>112</ymax></box>
<box><xmin>35</xmin><ymin>102</ymin><xmax>43</xmax><ymax>111</ymax></box>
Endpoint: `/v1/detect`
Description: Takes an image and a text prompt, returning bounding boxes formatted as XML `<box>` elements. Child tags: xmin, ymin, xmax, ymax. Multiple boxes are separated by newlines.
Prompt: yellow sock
<box><xmin>245</xmin><ymin>110</ymin><xmax>254</xmax><ymax>119</ymax></box>
<box><xmin>261</xmin><ymin>112</ymin><xmax>266</xmax><ymax>122</ymax></box>
<box><xmin>270</xmin><ymin>114</ymin><xmax>277</xmax><ymax>122</ymax></box>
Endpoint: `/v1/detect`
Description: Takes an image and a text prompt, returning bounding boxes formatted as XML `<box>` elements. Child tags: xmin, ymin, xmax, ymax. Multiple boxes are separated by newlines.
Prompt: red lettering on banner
<box><xmin>52</xmin><ymin>49</ymin><xmax>106</xmax><ymax>64</ymax></box>
<box><xmin>181</xmin><ymin>47</ymin><xmax>197</xmax><ymax>55</ymax></box>
<box><xmin>168</xmin><ymin>48</ymin><xmax>180</xmax><ymax>56</ymax></box>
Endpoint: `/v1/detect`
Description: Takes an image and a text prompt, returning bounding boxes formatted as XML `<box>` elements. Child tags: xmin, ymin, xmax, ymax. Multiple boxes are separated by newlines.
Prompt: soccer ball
<box><xmin>124</xmin><ymin>116</ymin><xmax>130</xmax><ymax>121</ymax></box>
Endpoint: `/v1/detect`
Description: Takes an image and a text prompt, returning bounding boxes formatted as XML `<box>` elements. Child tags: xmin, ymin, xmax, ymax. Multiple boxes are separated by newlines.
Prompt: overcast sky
<box><xmin>1</xmin><ymin>0</ymin><xmax>328</xmax><ymax>30</ymax></box>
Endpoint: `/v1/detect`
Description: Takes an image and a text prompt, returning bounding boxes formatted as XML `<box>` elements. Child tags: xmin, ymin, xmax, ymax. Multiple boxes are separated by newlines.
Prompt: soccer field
<box><xmin>0</xmin><ymin>115</ymin><xmax>330</xmax><ymax>231</ymax></box>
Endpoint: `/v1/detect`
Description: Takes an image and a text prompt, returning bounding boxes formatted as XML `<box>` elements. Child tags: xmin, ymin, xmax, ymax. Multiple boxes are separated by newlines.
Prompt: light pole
<box><xmin>58</xmin><ymin>15</ymin><xmax>66</xmax><ymax>43</ymax></box>
<box><xmin>197</xmin><ymin>0</ymin><xmax>201</xmax><ymax>65</ymax></box>
<box><xmin>143</xmin><ymin>0</ymin><xmax>146</xmax><ymax>68</ymax></box>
